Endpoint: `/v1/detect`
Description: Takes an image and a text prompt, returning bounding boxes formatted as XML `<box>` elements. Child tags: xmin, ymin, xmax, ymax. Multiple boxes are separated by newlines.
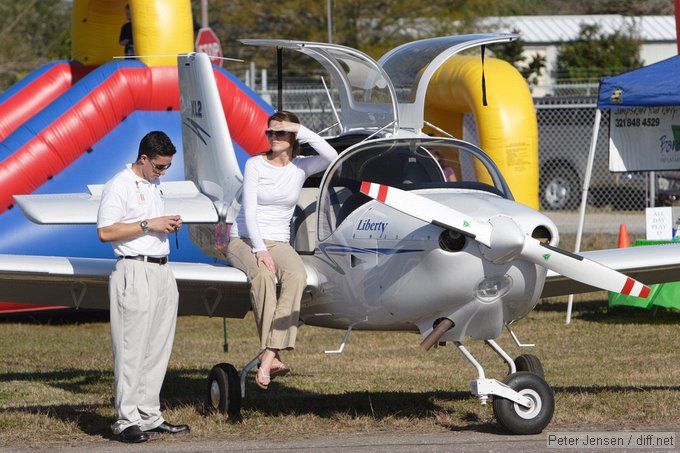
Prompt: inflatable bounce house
<box><xmin>0</xmin><ymin>0</ymin><xmax>273</xmax><ymax>312</ymax></box>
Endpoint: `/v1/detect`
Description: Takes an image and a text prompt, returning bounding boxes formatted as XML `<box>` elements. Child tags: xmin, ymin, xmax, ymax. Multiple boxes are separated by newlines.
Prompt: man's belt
<box><xmin>119</xmin><ymin>255</ymin><xmax>168</xmax><ymax>265</ymax></box>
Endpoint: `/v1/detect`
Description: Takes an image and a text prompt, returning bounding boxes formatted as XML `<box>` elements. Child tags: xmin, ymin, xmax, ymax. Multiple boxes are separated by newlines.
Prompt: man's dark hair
<box><xmin>137</xmin><ymin>131</ymin><xmax>177</xmax><ymax>160</ymax></box>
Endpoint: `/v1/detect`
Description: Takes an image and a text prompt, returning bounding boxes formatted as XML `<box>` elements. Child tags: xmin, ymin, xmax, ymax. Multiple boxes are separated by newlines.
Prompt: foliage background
<box><xmin>0</xmin><ymin>0</ymin><xmax>675</xmax><ymax>90</ymax></box>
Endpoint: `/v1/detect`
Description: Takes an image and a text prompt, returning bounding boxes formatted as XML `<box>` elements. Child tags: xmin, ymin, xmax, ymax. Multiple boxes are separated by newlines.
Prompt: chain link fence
<box><xmin>532</xmin><ymin>96</ymin><xmax>680</xmax><ymax>237</ymax></box>
<box><xmin>258</xmin><ymin>85</ymin><xmax>680</xmax><ymax>236</ymax></box>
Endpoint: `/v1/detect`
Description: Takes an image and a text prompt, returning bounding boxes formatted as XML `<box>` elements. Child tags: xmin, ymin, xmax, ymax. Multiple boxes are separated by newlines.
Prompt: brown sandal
<box><xmin>270</xmin><ymin>364</ymin><xmax>291</xmax><ymax>378</ymax></box>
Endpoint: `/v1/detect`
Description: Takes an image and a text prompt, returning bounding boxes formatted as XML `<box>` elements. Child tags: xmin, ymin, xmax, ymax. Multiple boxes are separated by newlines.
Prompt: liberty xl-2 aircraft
<box><xmin>4</xmin><ymin>35</ymin><xmax>680</xmax><ymax>434</ymax></box>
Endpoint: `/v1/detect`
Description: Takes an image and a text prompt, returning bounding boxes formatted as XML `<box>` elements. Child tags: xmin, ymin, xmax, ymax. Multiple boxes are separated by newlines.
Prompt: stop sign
<box><xmin>195</xmin><ymin>27</ymin><xmax>223</xmax><ymax>67</ymax></box>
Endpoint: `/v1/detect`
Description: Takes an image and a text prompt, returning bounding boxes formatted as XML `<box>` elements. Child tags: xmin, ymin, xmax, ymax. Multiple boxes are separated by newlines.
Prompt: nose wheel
<box><xmin>454</xmin><ymin>341</ymin><xmax>554</xmax><ymax>434</ymax></box>
<box><xmin>492</xmin><ymin>371</ymin><xmax>554</xmax><ymax>435</ymax></box>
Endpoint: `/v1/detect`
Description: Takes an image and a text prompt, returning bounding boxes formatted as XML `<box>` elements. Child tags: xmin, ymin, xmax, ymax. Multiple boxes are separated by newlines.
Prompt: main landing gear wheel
<box><xmin>514</xmin><ymin>354</ymin><xmax>545</xmax><ymax>380</ymax></box>
<box><xmin>492</xmin><ymin>371</ymin><xmax>554</xmax><ymax>435</ymax></box>
<box><xmin>206</xmin><ymin>363</ymin><xmax>242</xmax><ymax>420</ymax></box>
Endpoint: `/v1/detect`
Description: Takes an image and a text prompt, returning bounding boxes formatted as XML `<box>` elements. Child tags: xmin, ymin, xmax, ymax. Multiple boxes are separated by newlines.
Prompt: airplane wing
<box><xmin>541</xmin><ymin>243</ymin><xmax>680</xmax><ymax>298</ymax></box>
<box><xmin>14</xmin><ymin>181</ymin><xmax>218</xmax><ymax>224</ymax></box>
<box><xmin>0</xmin><ymin>253</ymin><xmax>320</xmax><ymax>317</ymax></box>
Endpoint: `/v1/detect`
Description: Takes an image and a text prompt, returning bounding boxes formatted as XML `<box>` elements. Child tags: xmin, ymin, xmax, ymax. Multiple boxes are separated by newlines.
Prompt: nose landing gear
<box><xmin>454</xmin><ymin>340</ymin><xmax>554</xmax><ymax>434</ymax></box>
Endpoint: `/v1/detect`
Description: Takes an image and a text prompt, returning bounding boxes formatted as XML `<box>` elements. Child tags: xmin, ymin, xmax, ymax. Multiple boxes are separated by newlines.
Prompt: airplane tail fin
<box><xmin>178</xmin><ymin>52</ymin><xmax>243</xmax><ymax>220</ymax></box>
<box><xmin>178</xmin><ymin>52</ymin><xmax>247</xmax><ymax>260</ymax></box>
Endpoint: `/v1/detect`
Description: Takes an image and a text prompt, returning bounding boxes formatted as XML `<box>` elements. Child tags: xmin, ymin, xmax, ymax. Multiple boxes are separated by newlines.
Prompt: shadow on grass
<box><xmin>0</xmin><ymin>366</ymin><xmax>503</xmax><ymax>435</ymax></box>
<box><xmin>0</xmin><ymin>369</ymin><xmax>110</xmax><ymax>395</ymax></box>
<box><xmin>7</xmin><ymin>365</ymin><xmax>680</xmax><ymax>437</ymax></box>
<box><xmin>536</xmin><ymin>299</ymin><xmax>680</xmax><ymax>325</ymax></box>
<box><xmin>553</xmin><ymin>384</ymin><xmax>680</xmax><ymax>395</ymax></box>
<box><xmin>0</xmin><ymin>402</ymin><xmax>117</xmax><ymax>439</ymax></box>
<box><xmin>0</xmin><ymin>309</ymin><xmax>109</xmax><ymax>325</ymax></box>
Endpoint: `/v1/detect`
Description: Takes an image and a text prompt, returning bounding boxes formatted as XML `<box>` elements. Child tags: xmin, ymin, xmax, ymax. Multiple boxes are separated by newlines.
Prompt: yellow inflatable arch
<box><xmin>425</xmin><ymin>55</ymin><xmax>539</xmax><ymax>209</ymax></box>
<box><xmin>70</xmin><ymin>0</ymin><xmax>194</xmax><ymax>67</ymax></box>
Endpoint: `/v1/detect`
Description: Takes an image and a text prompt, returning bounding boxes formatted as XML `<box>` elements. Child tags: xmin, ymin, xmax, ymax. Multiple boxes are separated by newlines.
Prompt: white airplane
<box><xmin>3</xmin><ymin>34</ymin><xmax>680</xmax><ymax>435</ymax></box>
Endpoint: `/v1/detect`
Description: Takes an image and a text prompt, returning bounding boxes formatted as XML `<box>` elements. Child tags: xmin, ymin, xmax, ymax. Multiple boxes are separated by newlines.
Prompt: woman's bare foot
<box><xmin>270</xmin><ymin>352</ymin><xmax>290</xmax><ymax>378</ymax></box>
<box><xmin>257</xmin><ymin>348</ymin><xmax>277</xmax><ymax>389</ymax></box>
<box><xmin>256</xmin><ymin>367</ymin><xmax>270</xmax><ymax>389</ymax></box>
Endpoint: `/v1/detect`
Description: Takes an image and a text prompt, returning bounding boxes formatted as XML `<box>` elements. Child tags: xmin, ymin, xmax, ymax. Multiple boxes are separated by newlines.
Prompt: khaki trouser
<box><xmin>227</xmin><ymin>237</ymin><xmax>307</xmax><ymax>351</ymax></box>
<box><xmin>109</xmin><ymin>258</ymin><xmax>179</xmax><ymax>435</ymax></box>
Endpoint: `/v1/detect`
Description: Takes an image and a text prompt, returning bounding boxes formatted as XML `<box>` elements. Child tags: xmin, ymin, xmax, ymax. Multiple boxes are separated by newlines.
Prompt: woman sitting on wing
<box><xmin>227</xmin><ymin>110</ymin><xmax>337</xmax><ymax>389</ymax></box>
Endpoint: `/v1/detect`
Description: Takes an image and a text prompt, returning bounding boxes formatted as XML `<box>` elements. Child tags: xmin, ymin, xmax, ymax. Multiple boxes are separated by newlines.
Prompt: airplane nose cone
<box><xmin>479</xmin><ymin>215</ymin><xmax>526</xmax><ymax>263</ymax></box>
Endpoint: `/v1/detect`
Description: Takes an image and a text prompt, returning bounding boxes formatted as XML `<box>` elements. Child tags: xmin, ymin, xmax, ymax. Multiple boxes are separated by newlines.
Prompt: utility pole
<box><xmin>327</xmin><ymin>0</ymin><xmax>332</xmax><ymax>43</ymax></box>
<box><xmin>676</xmin><ymin>0</ymin><xmax>680</xmax><ymax>53</ymax></box>
<box><xmin>201</xmin><ymin>0</ymin><xmax>208</xmax><ymax>28</ymax></box>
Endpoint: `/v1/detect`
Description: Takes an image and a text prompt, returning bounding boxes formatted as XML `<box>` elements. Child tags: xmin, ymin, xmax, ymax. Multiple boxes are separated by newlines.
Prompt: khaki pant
<box><xmin>109</xmin><ymin>259</ymin><xmax>179</xmax><ymax>435</ymax></box>
<box><xmin>227</xmin><ymin>237</ymin><xmax>307</xmax><ymax>351</ymax></box>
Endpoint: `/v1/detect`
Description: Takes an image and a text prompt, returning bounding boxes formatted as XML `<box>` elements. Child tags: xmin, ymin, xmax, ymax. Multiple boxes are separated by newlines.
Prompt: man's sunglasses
<box><xmin>150</xmin><ymin>160</ymin><xmax>172</xmax><ymax>172</ymax></box>
<box><xmin>265</xmin><ymin>130</ymin><xmax>292</xmax><ymax>139</ymax></box>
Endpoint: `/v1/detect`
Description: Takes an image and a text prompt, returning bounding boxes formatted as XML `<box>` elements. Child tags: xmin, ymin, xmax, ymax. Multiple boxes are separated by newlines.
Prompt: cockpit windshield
<box><xmin>318</xmin><ymin>137</ymin><xmax>512</xmax><ymax>240</ymax></box>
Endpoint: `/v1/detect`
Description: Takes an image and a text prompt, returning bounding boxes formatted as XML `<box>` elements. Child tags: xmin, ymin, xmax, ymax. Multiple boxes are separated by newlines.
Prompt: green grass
<box><xmin>1</xmin><ymin>294</ymin><xmax>680</xmax><ymax>448</ymax></box>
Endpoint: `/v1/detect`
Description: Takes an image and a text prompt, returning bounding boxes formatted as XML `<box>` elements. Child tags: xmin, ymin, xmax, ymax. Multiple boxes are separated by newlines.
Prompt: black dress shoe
<box><xmin>119</xmin><ymin>425</ymin><xmax>149</xmax><ymax>443</ymax></box>
<box><xmin>148</xmin><ymin>421</ymin><xmax>190</xmax><ymax>434</ymax></box>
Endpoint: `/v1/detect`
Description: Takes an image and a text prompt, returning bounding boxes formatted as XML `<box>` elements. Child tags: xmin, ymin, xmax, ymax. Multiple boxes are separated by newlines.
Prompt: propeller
<box><xmin>360</xmin><ymin>181</ymin><xmax>650</xmax><ymax>298</ymax></box>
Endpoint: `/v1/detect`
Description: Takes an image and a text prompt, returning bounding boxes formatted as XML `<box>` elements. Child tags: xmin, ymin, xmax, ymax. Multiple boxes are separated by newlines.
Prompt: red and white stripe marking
<box><xmin>621</xmin><ymin>277</ymin><xmax>650</xmax><ymax>298</ymax></box>
<box><xmin>361</xmin><ymin>181</ymin><xmax>389</xmax><ymax>203</ymax></box>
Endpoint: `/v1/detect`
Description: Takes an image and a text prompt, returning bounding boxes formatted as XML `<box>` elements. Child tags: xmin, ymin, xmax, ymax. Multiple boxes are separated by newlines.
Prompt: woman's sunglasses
<box><xmin>265</xmin><ymin>130</ymin><xmax>292</xmax><ymax>139</ymax></box>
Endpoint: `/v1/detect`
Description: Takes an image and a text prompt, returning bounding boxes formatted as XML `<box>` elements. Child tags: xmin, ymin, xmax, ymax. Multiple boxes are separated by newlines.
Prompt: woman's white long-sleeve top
<box><xmin>230</xmin><ymin>125</ymin><xmax>337</xmax><ymax>253</ymax></box>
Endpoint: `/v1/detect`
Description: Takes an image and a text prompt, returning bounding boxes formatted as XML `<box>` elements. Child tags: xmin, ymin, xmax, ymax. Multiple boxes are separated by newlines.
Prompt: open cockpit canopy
<box><xmin>240</xmin><ymin>39</ymin><xmax>398</xmax><ymax>135</ymax></box>
<box><xmin>241</xmin><ymin>34</ymin><xmax>518</xmax><ymax>135</ymax></box>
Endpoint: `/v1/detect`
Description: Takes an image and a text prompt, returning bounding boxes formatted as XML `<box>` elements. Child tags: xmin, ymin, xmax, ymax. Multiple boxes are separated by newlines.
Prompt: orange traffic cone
<box><xmin>618</xmin><ymin>223</ymin><xmax>630</xmax><ymax>248</ymax></box>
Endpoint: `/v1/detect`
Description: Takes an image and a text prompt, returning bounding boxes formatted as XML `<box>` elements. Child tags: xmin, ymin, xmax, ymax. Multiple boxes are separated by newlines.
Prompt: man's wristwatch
<box><xmin>140</xmin><ymin>220</ymin><xmax>149</xmax><ymax>233</ymax></box>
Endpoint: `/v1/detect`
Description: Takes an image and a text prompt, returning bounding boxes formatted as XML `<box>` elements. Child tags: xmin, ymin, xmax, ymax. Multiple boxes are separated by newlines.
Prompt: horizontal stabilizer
<box><xmin>14</xmin><ymin>180</ymin><xmax>218</xmax><ymax>225</ymax></box>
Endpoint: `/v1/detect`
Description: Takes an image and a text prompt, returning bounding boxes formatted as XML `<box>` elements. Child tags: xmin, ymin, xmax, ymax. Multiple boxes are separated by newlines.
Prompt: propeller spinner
<box><xmin>360</xmin><ymin>181</ymin><xmax>650</xmax><ymax>298</ymax></box>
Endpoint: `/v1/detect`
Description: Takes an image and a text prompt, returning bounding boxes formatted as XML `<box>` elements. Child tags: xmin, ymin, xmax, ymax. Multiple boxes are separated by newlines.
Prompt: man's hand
<box><xmin>150</xmin><ymin>215</ymin><xmax>182</xmax><ymax>234</ymax></box>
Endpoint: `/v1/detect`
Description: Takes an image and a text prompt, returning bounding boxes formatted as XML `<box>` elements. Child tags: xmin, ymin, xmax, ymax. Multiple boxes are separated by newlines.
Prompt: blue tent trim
<box><xmin>597</xmin><ymin>55</ymin><xmax>680</xmax><ymax>109</ymax></box>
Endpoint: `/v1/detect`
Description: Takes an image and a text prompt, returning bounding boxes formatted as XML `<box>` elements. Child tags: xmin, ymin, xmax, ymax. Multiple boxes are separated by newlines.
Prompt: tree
<box><xmin>201</xmin><ymin>0</ymin><xmax>497</xmax><ymax>84</ymax></box>
<box><xmin>0</xmin><ymin>0</ymin><xmax>70</xmax><ymax>90</ymax></box>
<box><xmin>556</xmin><ymin>23</ymin><xmax>643</xmax><ymax>80</ymax></box>
<box><xmin>490</xmin><ymin>29</ymin><xmax>546</xmax><ymax>85</ymax></box>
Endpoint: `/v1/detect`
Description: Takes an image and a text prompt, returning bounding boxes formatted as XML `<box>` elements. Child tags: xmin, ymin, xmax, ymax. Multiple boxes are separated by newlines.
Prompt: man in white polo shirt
<box><xmin>97</xmin><ymin>131</ymin><xmax>188</xmax><ymax>443</ymax></box>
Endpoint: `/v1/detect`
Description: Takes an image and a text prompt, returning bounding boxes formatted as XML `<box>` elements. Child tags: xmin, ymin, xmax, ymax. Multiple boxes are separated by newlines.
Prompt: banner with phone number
<box><xmin>609</xmin><ymin>106</ymin><xmax>680</xmax><ymax>172</ymax></box>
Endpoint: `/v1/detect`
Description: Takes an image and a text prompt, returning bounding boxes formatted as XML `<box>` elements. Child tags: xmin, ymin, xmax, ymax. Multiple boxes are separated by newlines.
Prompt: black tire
<box><xmin>492</xmin><ymin>371</ymin><xmax>554</xmax><ymax>435</ymax></box>
<box><xmin>540</xmin><ymin>164</ymin><xmax>581</xmax><ymax>210</ymax></box>
<box><xmin>206</xmin><ymin>363</ymin><xmax>242</xmax><ymax>420</ymax></box>
<box><xmin>514</xmin><ymin>354</ymin><xmax>545</xmax><ymax>380</ymax></box>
